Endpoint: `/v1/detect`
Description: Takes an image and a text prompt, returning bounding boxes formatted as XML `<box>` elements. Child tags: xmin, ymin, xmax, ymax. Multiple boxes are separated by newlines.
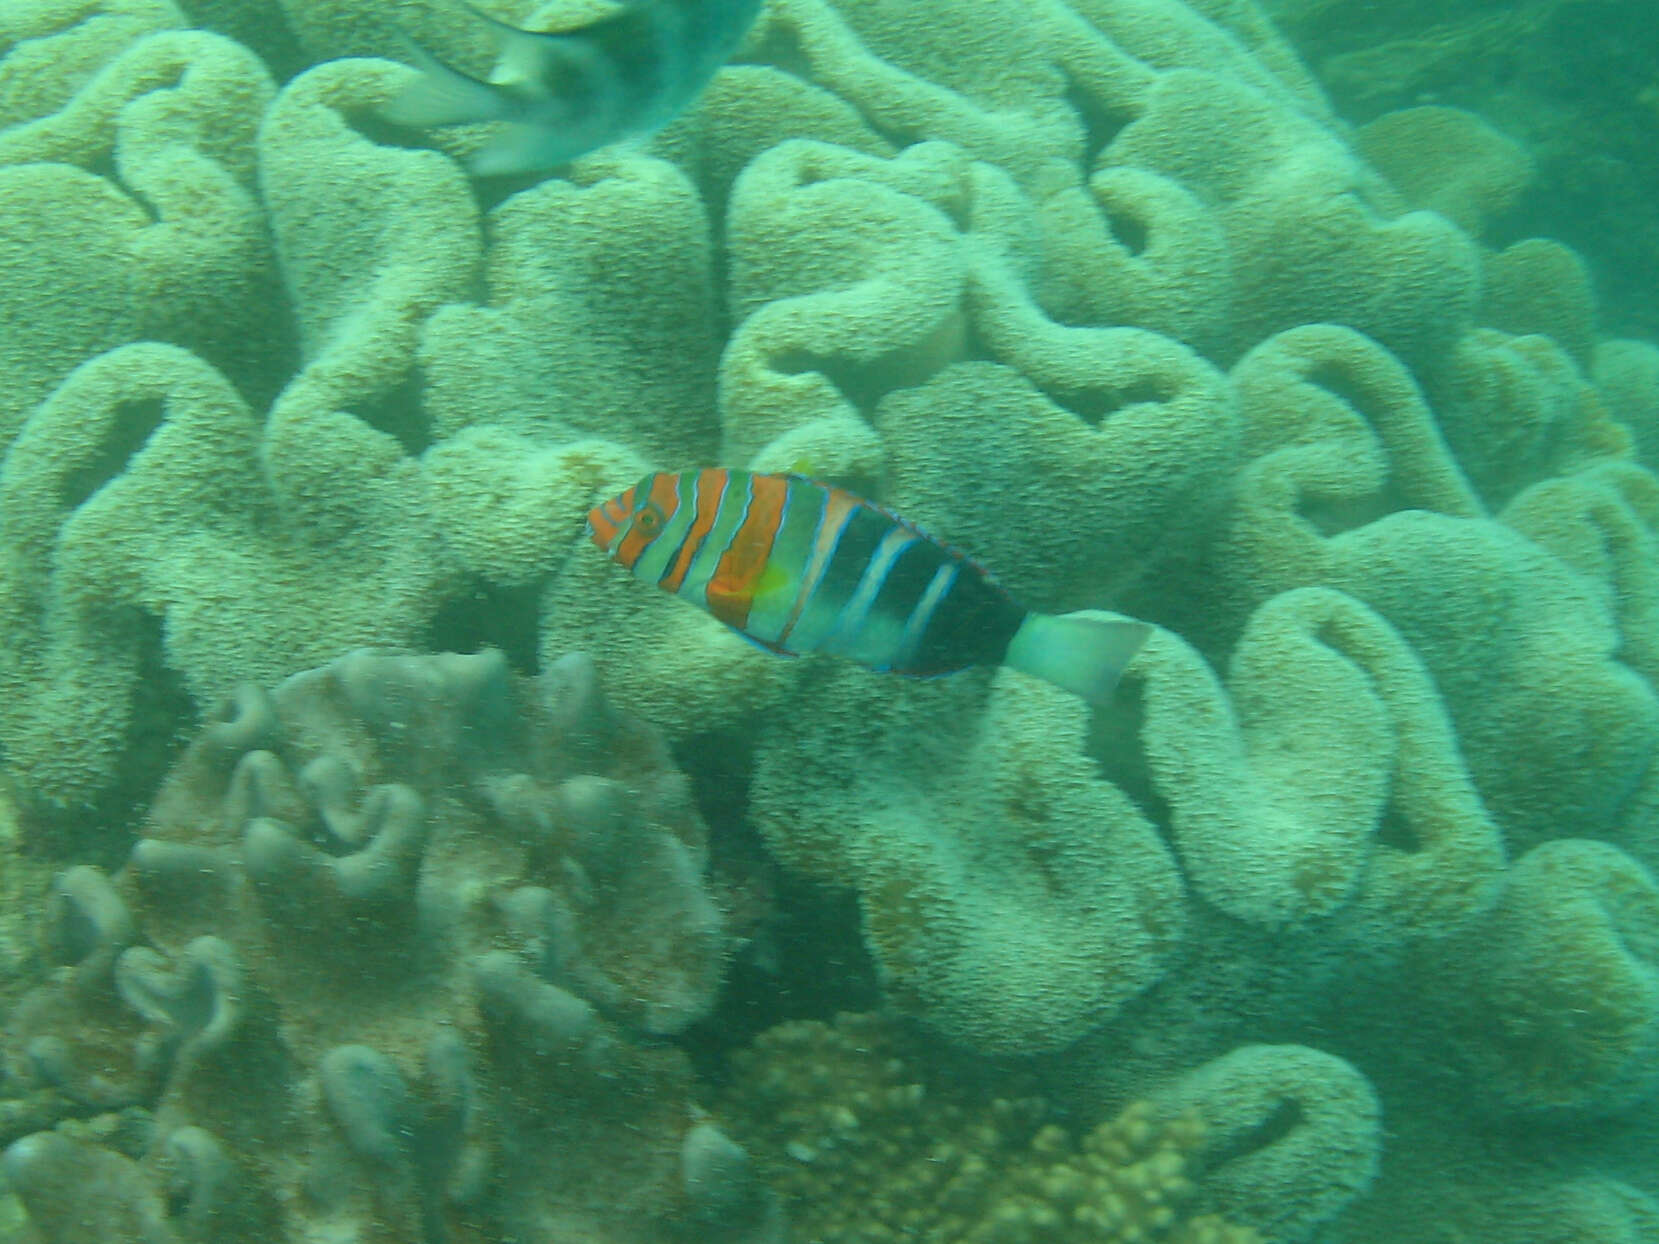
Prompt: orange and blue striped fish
<box><xmin>586</xmin><ymin>470</ymin><xmax>1151</xmax><ymax>705</ymax></box>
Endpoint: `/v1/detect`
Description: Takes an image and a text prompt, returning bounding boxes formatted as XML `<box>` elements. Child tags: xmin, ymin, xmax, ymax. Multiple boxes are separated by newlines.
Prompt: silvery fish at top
<box><xmin>380</xmin><ymin>0</ymin><xmax>766</xmax><ymax>175</ymax></box>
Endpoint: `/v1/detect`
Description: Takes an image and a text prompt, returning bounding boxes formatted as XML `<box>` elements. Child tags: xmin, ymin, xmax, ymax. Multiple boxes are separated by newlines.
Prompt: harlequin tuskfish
<box><xmin>380</xmin><ymin>0</ymin><xmax>764</xmax><ymax>175</ymax></box>
<box><xmin>587</xmin><ymin>470</ymin><xmax>1151</xmax><ymax>704</ymax></box>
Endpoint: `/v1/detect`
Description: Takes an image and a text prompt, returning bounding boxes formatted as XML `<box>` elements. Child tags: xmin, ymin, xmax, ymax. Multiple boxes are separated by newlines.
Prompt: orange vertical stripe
<box><xmin>614</xmin><ymin>473</ymin><xmax>681</xmax><ymax>570</ymax></box>
<box><xmin>659</xmin><ymin>468</ymin><xmax>727</xmax><ymax>593</ymax></box>
<box><xmin>706</xmin><ymin>473</ymin><xmax>789</xmax><ymax>629</ymax></box>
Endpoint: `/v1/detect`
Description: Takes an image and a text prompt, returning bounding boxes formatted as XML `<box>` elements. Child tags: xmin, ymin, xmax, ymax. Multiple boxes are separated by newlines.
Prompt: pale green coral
<box><xmin>1502</xmin><ymin>462</ymin><xmax>1659</xmax><ymax>704</ymax></box>
<box><xmin>1354</xmin><ymin>104</ymin><xmax>1533</xmax><ymax>238</ymax></box>
<box><xmin>0</xmin><ymin>164</ymin><xmax>146</xmax><ymax>456</ymax></box>
<box><xmin>421</xmin><ymin>153</ymin><xmax>721</xmax><ymax>468</ymax></box>
<box><xmin>1125</xmin><ymin>587</ymin><xmax>1502</xmax><ymax>934</ymax></box>
<box><xmin>1096</xmin><ymin>69</ymin><xmax>1477</xmax><ymax>367</ymax></box>
<box><xmin>0</xmin><ymin>0</ymin><xmax>1657</xmax><ymax>1236</ymax></box>
<box><xmin>748</xmin><ymin>668</ymin><xmax>1185</xmax><ymax>1054</ymax></box>
<box><xmin>1595</xmin><ymin>337</ymin><xmax>1659</xmax><ymax>470</ymax></box>
<box><xmin>1152</xmin><ymin>1044</ymin><xmax>1381</xmax><ymax>1242</ymax></box>
<box><xmin>876</xmin><ymin>354</ymin><xmax>1234</xmax><ymax>611</ymax></box>
<box><xmin>0</xmin><ymin>0</ymin><xmax>184</xmax><ymax>131</ymax></box>
<box><xmin>1198</xmin><ymin>322</ymin><xmax>1656</xmax><ymax>853</ymax></box>
<box><xmin>1437</xmin><ymin>326</ymin><xmax>1628</xmax><ymax>508</ymax></box>
<box><xmin>1479</xmin><ymin>237</ymin><xmax>1599</xmax><ymax>368</ymax></box>
<box><xmin>715</xmin><ymin>0</ymin><xmax>1481</xmax><ymax>486</ymax></box>
<box><xmin>256</xmin><ymin>55</ymin><xmax>476</xmax><ymax>536</ymax></box>
<box><xmin>0</xmin><ymin>11</ymin><xmax>283</xmax><ymax>442</ymax></box>
<box><xmin>0</xmin><ymin>344</ymin><xmax>453</xmax><ymax>808</ymax></box>
<box><xmin>1433</xmin><ymin>839</ymin><xmax>1659</xmax><ymax>1115</ymax></box>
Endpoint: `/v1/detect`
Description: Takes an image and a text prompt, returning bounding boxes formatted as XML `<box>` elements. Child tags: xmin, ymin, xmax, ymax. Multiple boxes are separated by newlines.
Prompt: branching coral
<box><xmin>719</xmin><ymin>1011</ymin><xmax>1263</xmax><ymax>1243</ymax></box>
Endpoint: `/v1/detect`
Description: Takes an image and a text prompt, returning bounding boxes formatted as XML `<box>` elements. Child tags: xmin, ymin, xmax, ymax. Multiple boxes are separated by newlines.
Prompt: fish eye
<box><xmin>636</xmin><ymin>505</ymin><xmax>665</xmax><ymax>534</ymax></box>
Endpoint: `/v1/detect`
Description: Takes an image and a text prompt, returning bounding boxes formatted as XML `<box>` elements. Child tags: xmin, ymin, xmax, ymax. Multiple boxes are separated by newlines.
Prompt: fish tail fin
<box><xmin>380</xmin><ymin>27</ymin><xmax>517</xmax><ymax>130</ymax></box>
<box><xmin>1003</xmin><ymin>611</ymin><xmax>1151</xmax><ymax>706</ymax></box>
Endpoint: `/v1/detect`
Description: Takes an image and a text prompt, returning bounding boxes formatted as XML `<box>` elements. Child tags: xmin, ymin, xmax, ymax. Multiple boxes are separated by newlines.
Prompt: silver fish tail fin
<box><xmin>1004</xmin><ymin>611</ymin><xmax>1151</xmax><ymax>706</ymax></box>
<box><xmin>380</xmin><ymin>26</ymin><xmax>517</xmax><ymax>130</ymax></box>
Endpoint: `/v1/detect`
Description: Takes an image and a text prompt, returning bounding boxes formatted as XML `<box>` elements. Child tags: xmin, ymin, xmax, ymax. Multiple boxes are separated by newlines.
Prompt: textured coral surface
<box><xmin>4</xmin><ymin>650</ymin><xmax>768</xmax><ymax>1243</ymax></box>
<box><xmin>2</xmin><ymin>0</ymin><xmax>1658</xmax><ymax>1239</ymax></box>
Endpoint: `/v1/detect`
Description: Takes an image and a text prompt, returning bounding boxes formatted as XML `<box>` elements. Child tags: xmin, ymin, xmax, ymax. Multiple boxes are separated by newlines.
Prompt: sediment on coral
<box><xmin>1424</xmin><ymin>839</ymin><xmax>1659</xmax><ymax>1117</ymax></box>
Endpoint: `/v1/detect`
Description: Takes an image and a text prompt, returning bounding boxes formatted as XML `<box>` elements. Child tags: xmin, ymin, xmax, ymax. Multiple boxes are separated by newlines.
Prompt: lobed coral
<box><xmin>1</xmin><ymin>649</ymin><xmax>773</xmax><ymax>1243</ymax></box>
<box><xmin>1429</xmin><ymin>839</ymin><xmax>1659</xmax><ymax>1116</ymax></box>
<box><xmin>1265</xmin><ymin>0</ymin><xmax>1659</xmax><ymax>342</ymax></box>
<box><xmin>2</xmin><ymin>0</ymin><xmax>1658</xmax><ymax>1238</ymax></box>
<box><xmin>747</xmin><ymin>660</ymin><xmax>1187</xmax><ymax>1054</ymax></box>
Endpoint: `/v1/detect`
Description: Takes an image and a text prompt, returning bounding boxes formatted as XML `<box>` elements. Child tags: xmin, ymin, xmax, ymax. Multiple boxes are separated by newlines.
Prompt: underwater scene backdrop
<box><xmin>1</xmin><ymin>0</ymin><xmax>1657</xmax><ymax>1239</ymax></box>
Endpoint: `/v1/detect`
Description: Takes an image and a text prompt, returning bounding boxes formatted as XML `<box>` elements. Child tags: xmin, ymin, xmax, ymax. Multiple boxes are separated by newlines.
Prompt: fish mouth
<box><xmin>584</xmin><ymin>508</ymin><xmax>613</xmax><ymax>548</ymax></box>
<box><xmin>586</xmin><ymin>490</ymin><xmax>634</xmax><ymax>550</ymax></box>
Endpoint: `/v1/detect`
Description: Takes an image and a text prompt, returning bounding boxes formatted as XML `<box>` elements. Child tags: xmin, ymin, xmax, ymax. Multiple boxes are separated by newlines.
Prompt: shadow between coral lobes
<box><xmin>671</xmin><ymin>729</ymin><xmax>882</xmax><ymax>1084</ymax></box>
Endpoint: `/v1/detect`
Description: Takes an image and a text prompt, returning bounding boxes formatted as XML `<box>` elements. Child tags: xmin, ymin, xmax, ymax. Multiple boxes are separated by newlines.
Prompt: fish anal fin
<box><xmin>730</xmin><ymin>627</ymin><xmax>797</xmax><ymax>658</ymax></box>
